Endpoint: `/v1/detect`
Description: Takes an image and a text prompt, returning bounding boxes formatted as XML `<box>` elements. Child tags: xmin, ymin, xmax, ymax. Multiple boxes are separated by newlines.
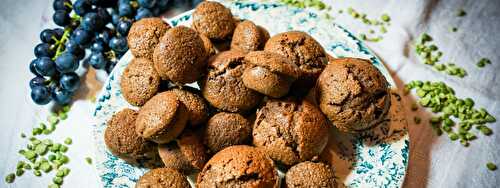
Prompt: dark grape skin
<box><xmin>118</xmin><ymin>4</ymin><xmax>134</xmax><ymax>17</ymax></box>
<box><xmin>116</xmin><ymin>19</ymin><xmax>132</xmax><ymax>36</ymax></box>
<box><xmin>98</xmin><ymin>27</ymin><xmax>115</xmax><ymax>44</ymax></box>
<box><xmin>60</xmin><ymin>72</ymin><xmax>80</xmax><ymax>92</ymax></box>
<box><xmin>73</xmin><ymin>0</ymin><xmax>92</xmax><ymax>16</ymax></box>
<box><xmin>40</xmin><ymin>29</ymin><xmax>57</xmax><ymax>44</ymax></box>
<box><xmin>82</xmin><ymin>12</ymin><xmax>104</xmax><ymax>32</ymax></box>
<box><xmin>53</xmin><ymin>10</ymin><xmax>71</xmax><ymax>26</ymax></box>
<box><xmin>96</xmin><ymin>7</ymin><xmax>112</xmax><ymax>24</ymax></box>
<box><xmin>34</xmin><ymin>43</ymin><xmax>55</xmax><ymax>58</ymax></box>
<box><xmin>55</xmin><ymin>52</ymin><xmax>79</xmax><ymax>73</ymax></box>
<box><xmin>111</xmin><ymin>11</ymin><xmax>121</xmax><ymax>26</ymax></box>
<box><xmin>34</xmin><ymin>57</ymin><xmax>57</xmax><ymax>77</ymax></box>
<box><xmin>89</xmin><ymin>52</ymin><xmax>108</xmax><ymax>69</ymax></box>
<box><xmin>72</xmin><ymin>28</ymin><xmax>92</xmax><ymax>45</ymax></box>
<box><xmin>135</xmin><ymin>7</ymin><xmax>153</xmax><ymax>20</ymax></box>
<box><xmin>53</xmin><ymin>0</ymin><xmax>71</xmax><ymax>12</ymax></box>
<box><xmin>53</xmin><ymin>28</ymin><xmax>65</xmax><ymax>38</ymax></box>
<box><xmin>105</xmin><ymin>61</ymin><xmax>117</xmax><ymax>74</ymax></box>
<box><xmin>31</xmin><ymin>86</ymin><xmax>52</xmax><ymax>105</ymax></box>
<box><xmin>157</xmin><ymin>0</ymin><xmax>169</xmax><ymax>11</ymax></box>
<box><xmin>109</xmin><ymin>36</ymin><xmax>128</xmax><ymax>53</ymax></box>
<box><xmin>91</xmin><ymin>39</ymin><xmax>107</xmax><ymax>52</ymax></box>
<box><xmin>29</xmin><ymin>76</ymin><xmax>47</xmax><ymax>89</ymax></box>
<box><xmin>51</xmin><ymin>86</ymin><xmax>73</xmax><ymax>105</ymax></box>
<box><xmin>30</xmin><ymin>59</ymin><xmax>42</xmax><ymax>76</ymax></box>
<box><xmin>65</xmin><ymin>39</ymin><xmax>85</xmax><ymax>60</ymax></box>
<box><xmin>138</xmin><ymin>0</ymin><xmax>157</xmax><ymax>9</ymax></box>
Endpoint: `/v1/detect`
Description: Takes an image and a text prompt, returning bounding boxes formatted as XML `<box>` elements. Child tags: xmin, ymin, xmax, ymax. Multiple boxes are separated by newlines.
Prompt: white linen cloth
<box><xmin>0</xmin><ymin>0</ymin><xmax>498</xmax><ymax>187</ymax></box>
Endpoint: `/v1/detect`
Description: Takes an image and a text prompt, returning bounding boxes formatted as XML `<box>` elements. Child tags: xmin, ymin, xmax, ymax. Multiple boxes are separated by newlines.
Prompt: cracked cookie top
<box><xmin>316</xmin><ymin>57</ymin><xmax>390</xmax><ymax>132</ymax></box>
<box><xmin>200</xmin><ymin>50</ymin><xmax>263</xmax><ymax>113</ymax></box>
<box><xmin>197</xmin><ymin>145</ymin><xmax>278</xmax><ymax>188</ymax></box>
<box><xmin>252</xmin><ymin>99</ymin><xmax>329</xmax><ymax>166</ymax></box>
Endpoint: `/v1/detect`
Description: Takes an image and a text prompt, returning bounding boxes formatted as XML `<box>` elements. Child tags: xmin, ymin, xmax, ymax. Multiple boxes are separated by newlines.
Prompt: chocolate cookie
<box><xmin>135</xmin><ymin>167</ymin><xmax>190</xmax><ymax>188</ymax></box>
<box><xmin>104</xmin><ymin>109</ymin><xmax>161</xmax><ymax>168</ymax></box>
<box><xmin>285</xmin><ymin>162</ymin><xmax>338</xmax><ymax>188</ymax></box>
<box><xmin>200</xmin><ymin>33</ymin><xmax>216</xmax><ymax>56</ymax></box>
<box><xmin>167</xmin><ymin>88</ymin><xmax>209</xmax><ymax>127</ymax></box>
<box><xmin>200</xmin><ymin>50</ymin><xmax>263</xmax><ymax>113</ymax></box>
<box><xmin>135</xmin><ymin>92</ymin><xmax>189</xmax><ymax>144</ymax></box>
<box><xmin>192</xmin><ymin>1</ymin><xmax>236</xmax><ymax>40</ymax></box>
<box><xmin>153</xmin><ymin>26</ymin><xmax>207</xmax><ymax>84</ymax></box>
<box><xmin>120</xmin><ymin>58</ymin><xmax>160</xmax><ymax>106</ymax></box>
<box><xmin>252</xmin><ymin>99</ymin><xmax>329</xmax><ymax>166</ymax></box>
<box><xmin>197</xmin><ymin>145</ymin><xmax>279</xmax><ymax>188</ymax></box>
<box><xmin>264</xmin><ymin>31</ymin><xmax>327</xmax><ymax>95</ymax></box>
<box><xmin>203</xmin><ymin>112</ymin><xmax>252</xmax><ymax>153</ymax></box>
<box><xmin>316</xmin><ymin>58</ymin><xmax>390</xmax><ymax>132</ymax></box>
<box><xmin>242</xmin><ymin>51</ymin><xmax>300</xmax><ymax>98</ymax></box>
<box><xmin>231</xmin><ymin>20</ymin><xmax>268</xmax><ymax>53</ymax></box>
<box><xmin>127</xmin><ymin>18</ymin><xmax>171</xmax><ymax>60</ymax></box>
<box><xmin>158</xmin><ymin>129</ymin><xmax>208</xmax><ymax>174</ymax></box>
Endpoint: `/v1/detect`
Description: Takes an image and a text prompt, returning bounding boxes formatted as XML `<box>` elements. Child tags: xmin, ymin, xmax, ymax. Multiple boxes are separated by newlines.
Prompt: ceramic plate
<box><xmin>92</xmin><ymin>1</ymin><xmax>409</xmax><ymax>187</ymax></box>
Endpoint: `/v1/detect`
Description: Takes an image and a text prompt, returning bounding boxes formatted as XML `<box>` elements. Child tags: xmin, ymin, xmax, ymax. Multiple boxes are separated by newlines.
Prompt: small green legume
<box><xmin>457</xmin><ymin>9</ymin><xmax>466</xmax><ymax>17</ymax></box>
<box><xmin>53</xmin><ymin>176</ymin><xmax>64</xmax><ymax>185</ymax></box>
<box><xmin>487</xmin><ymin>162</ymin><xmax>497</xmax><ymax>171</ymax></box>
<box><xmin>381</xmin><ymin>14</ymin><xmax>390</xmax><ymax>22</ymax></box>
<box><xmin>33</xmin><ymin>170</ymin><xmax>42</xmax><ymax>176</ymax></box>
<box><xmin>40</xmin><ymin>162</ymin><xmax>52</xmax><ymax>173</ymax></box>
<box><xmin>16</xmin><ymin>169</ymin><xmax>24</xmax><ymax>176</ymax></box>
<box><xmin>85</xmin><ymin>157</ymin><xmax>93</xmax><ymax>165</ymax></box>
<box><xmin>5</xmin><ymin>173</ymin><xmax>15</xmax><ymax>183</ymax></box>
<box><xmin>64</xmin><ymin>138</ymin><xmax>72</xmax><ymax>145</ymax></box>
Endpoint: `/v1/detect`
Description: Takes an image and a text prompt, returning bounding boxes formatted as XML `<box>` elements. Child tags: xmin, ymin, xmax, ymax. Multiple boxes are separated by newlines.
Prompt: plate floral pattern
<box><xmin>92</xmin><ymin>1</ymin><xmax>409</xmax><ymax>187</ymax></box>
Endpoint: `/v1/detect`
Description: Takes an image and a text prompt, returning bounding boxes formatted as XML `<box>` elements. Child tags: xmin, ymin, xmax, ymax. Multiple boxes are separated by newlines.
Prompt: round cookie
<box><xmin>104</xmin><ymin>109</ymin><xmax>161</xmax><ymax>168</ymax></box>
<box><xmin>285</xmin><ymin>162</ymin><xmax>338</xmax><ymax>188</ymax></box>
<box><xmin>153</xmin><ymin>26</ymin><xmax>207</xmax><ymax>84</ymax></box>
<box><xmin>231</xmin><ymin>20</ymin><xmax>268</xmax><ymax>53</ymax></box>
<box><xmin>120</xmin><ymin>58</ymin><xmax>160</xmax><ymax>106</ymax></box>
<box><xmin>167</xmin><ymin>88</ymin><xmax>209</xmax><ymax>127</ymax></box>
<box><xmin>192</xmin><ymin>1</ymin><xmax>236</xmax><ymax>40</ymax></box>
<box><xmin>197</xmin><ymin>145</ymin><xmax>279</xmax><ymax>188</ymax></box>
<box><xmin>135</xmin><ymin>168</ymin><xmax>190</xmax><ymax>188</ymax></box>
<box><xmin>200</xmin><ymin>33</ymin><xmax>216</xmax><ymax>56</ymax></box>
<box><xmin>200</xmin><ymin>50</ymin><xmax>263</xmax><ymax>113</ymax></box>
<box><xmin>127</xmin><ymin>18</ymin><xmax>171</xmax><ymax>60</ymax></box>
<box><xmin>135</xmin><ymin>92</ymin><xmax>189</xmax><ymax>144</ymax></box>
<box><xmin>158</xmin><ymin>129</ymin><xmax>208</xmax><ymax>174</ymax></box>
<box><xmin>252</xmin><ymin>99</ymin><xmax>329</xmax><ymax>166</ymax></box>
<box><xmin>203</xmin><ymin>112</ymin><xmax>252</xmax><ymax>153</ymax></box>
<box><xmin>316</xmin><ymin>57</ymin><xmax>390</xmax><ymax>132</ymax></box>
<box><xmin>264</xmin><ymin>31</ymin><xmax>327</xmax><ymax>95</ymax></box>
<box><xmin>242</xmin><ymin>51</ymin><xmax>300</xmax><ymax>98</ymax></box>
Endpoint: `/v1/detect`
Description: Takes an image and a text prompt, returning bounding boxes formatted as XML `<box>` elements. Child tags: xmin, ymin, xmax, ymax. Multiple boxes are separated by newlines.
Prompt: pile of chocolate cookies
<box><xmin>104</xmin><ymin>1</ymin><xmax>391</xmax><ymax>188</ymax></box>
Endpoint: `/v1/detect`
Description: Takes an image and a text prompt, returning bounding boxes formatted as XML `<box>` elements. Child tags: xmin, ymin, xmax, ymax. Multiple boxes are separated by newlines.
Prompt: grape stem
<box><xmin>52</xmin><ymin>29</ymin><xmax>72</xmax><ymax>61</ymax></box>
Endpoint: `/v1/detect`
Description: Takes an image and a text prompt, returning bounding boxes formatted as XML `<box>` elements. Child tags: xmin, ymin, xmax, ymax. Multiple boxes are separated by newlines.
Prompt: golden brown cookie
<box><xmin>203</xmin><ymin>112</ymin><xmax>252</xmax><ymax>153</ymax></box>
<box><xmin>166</xmin><ymin>88</ymin><xmax>209</xmax><ymax>127</ymax></box>
<box><xmin>252</xmin><ymin>99</ymin><xmax>329</xmax><ymax>166</ymax></box>
<box><xmin>135</xmin><ymin>168</ymin><xmax>190</xmax><ymax>188</ymax></box>
<box><xmin>135</xmin><ymin>92</ymin><xmax>189</xmax><ymax>144</ymax></box>
<box><xmin>158</xmin><ymin>129</ymin><xmax>208</xmax><ymax>174</ymax></box>
<box><xmin>199</xmin><ymin>33</ymin><xmax>216</xmax><ymax>56</ymax></box>
<box><xmin>242</xmin><ymin>51</ymin><xmax>300</xmax><ymax>98</ymax></box>
<box><xmin>285</xmin><ymin>162</ymin><xmax>338</xmax><ymax>188</ymax></box>
<box><xmin>153</xmin><ymin>26</ymin><xmax>207</xmax><ymax>84</ymax></box>
<box><xmin>230</xmin><ymin>20</ymin><xmax>268</xmax><ymax>53</ymax></box>
<box><xmin>316</xmin><ymin>57</ymin><xmax>390</xmax><ymax>132</ymax></box>
<box><xmin>197</xmin><ymin>145</ymin><xmax>279</xmax><ymax>188</ymax></box>
<box><xmin>104</xmin><ymin>109</ymin><xmax>162</xmax><ymax>168</ymax></box>
<box><xmin>192</xmin><ymin>1</ymin><xmax>236</xmax><ymax>40</ymax></box>
<box><xmin>264</xmin><ymin>31</ymin><xmax>327</xmax><ymax>96</ymax></box>
<box><xmin>200</xmin><ymin>50</ymin><xmax>263</xmax><ymax>113</ymax></box>
<box><xmin>120</xmin><ymin>58</ymin><xmax>160</xmax><ymax>106</ymax></box>
<box><xmin>127</xmin><ymin>18</ymin><xmax>171</xmax><ymax>60</ymax></box>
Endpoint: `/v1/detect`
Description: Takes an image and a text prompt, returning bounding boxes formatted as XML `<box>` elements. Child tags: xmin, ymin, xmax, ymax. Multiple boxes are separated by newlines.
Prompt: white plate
<box><xmin>92</xmin><ymin>1</ymin><xmax>409</xmax><ymax>187</ymax></box>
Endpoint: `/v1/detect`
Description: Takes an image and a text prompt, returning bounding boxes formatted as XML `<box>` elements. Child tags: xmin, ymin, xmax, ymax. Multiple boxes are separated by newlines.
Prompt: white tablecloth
<box><xmin>1</xmin><ymin>0</ymin><xmax>499</xmax><ymax>187</ymax></box>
